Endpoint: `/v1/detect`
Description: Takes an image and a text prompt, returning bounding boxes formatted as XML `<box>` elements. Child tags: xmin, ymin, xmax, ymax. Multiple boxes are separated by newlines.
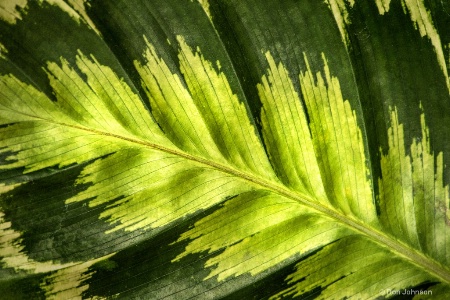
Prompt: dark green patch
<box><xmin>347</xmin><ymin>0</ymin><xmax>450</xmax><ymax>184</ymax></box>
<box><xmin>86</xmin><ymin>0</ymin><xmax>250</xmax><ymax>113</ymax></box>
<box><xmin>84</xmin><ymin>202</ymin><xmax>226</xmax><ymax>299</ymax></box>
<box><xmin>0</xmin><ymin>149</ymin><xmax>18</xmax><ymax>168</ymax></box>
<box><xmin>0</xmin><ymin>156</ymin><xmax>151</xmax><ymax>263</ymax></box>
<box><xmin>0</xmin><ymin>273</ymin><xmax>46</xmax><ymax>300</ymax></box>
<box><xmin>207</xmin><ymin>0</ymin><xmax>366</xmax><ymax>165</ymax></box>
<box><xmin>221</xmin><ymin>249</ymin><xmax>323</xmax><ymax>300</ymax></box>
<box><xmin>0</xmin><ymin>1</ymin><xmax>142</xmax><ymax>104</ymax></box>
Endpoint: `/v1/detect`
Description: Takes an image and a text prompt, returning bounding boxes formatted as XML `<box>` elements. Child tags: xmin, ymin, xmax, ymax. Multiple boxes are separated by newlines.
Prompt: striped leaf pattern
<box><xmin>1</xmin><ymin>0</ymin><xmax>450</xmax><ymax>299</ymax></box>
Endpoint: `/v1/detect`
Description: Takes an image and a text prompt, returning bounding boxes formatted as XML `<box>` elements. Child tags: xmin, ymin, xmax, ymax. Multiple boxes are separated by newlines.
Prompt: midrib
<box><xmin>24</xmin><ymin>116</ymin><xmax>450</xmax><ymax>285</ymax></box>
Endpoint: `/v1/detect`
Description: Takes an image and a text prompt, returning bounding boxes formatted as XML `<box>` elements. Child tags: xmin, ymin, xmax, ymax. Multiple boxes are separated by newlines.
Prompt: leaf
<box><xmin>1</xmin><ymin>0</ymin><xmax>450</xmax><ymax>299</ymax></box>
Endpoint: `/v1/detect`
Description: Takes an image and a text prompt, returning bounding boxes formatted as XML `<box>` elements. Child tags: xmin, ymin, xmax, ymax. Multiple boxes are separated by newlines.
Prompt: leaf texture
<box><xmin>1</xmin><ymin>0</ymin><xmax>450</xmax><ymax>299</ymax></box>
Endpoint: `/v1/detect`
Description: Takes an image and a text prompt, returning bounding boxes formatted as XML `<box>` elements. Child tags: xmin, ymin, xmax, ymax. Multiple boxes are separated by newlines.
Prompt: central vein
<box><xmin>44</xmin><ymin>118</ymin><xmax>450</xmax><ymax>286</ymax></box>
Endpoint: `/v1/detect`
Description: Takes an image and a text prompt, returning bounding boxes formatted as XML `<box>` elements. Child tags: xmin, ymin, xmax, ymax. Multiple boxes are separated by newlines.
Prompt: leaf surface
<box><xmin>1</xmin><ymin>0</ymin><xmax>450</xmax><ymax>299</ymax></box>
